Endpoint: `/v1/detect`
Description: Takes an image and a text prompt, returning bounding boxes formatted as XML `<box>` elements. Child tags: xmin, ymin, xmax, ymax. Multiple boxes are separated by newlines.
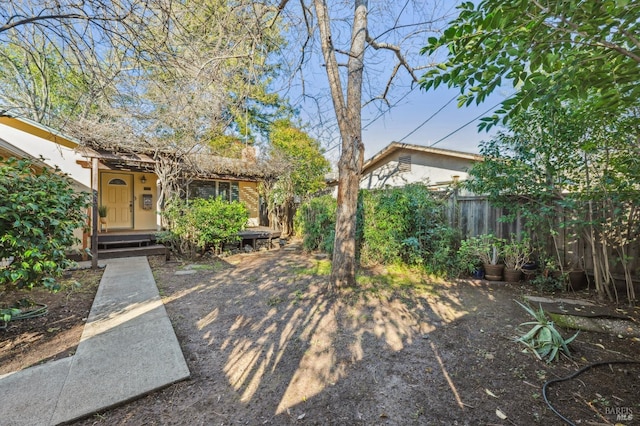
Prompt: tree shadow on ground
<box><xmin>76</xmin><ymin>249</ymin><xmax>640</xmax><ymax>425</ymax></box>
<box><xmin>149</xmin><ymin>249</ymin><xmax>505</xmax><ymax>424</ymax></box>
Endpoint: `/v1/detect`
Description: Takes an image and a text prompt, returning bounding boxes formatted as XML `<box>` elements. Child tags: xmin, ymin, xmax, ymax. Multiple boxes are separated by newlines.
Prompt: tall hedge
<box><xmin>359</xmin><ymin>184</ymin><xmax>457</xmax><ymax>271</ymax></box>
<box><xmin>294</xmin><ymin>194</ymin><xmax>336</xmax><ymax>254</ymax></box>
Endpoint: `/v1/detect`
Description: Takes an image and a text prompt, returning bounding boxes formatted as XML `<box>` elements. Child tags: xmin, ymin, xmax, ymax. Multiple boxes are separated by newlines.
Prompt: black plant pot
<box><xmin>472</xmin><ymin>268</ymin><xmax>485</xmax><ymax>279</ymax></box>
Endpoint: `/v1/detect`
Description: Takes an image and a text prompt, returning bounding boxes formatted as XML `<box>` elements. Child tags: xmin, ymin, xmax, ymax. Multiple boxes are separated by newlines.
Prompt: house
<box><xmin>1</xmin><ymin>114</ymin><xmax>270</xmax><ymax>242</ymax></box>
<box><xmin>360</xmin><ymin>142</ymin><xmax>482</xmax><ymax>191</ymax></box>
<box><xmin>75</xmin><ymin>146</ymin><xmax>266</xmax><ymax>231</ymax></box>
<box><xmin>0</xmin><ymin>115</ymin><xmax>91</xmax><ymax>193</ymax></box>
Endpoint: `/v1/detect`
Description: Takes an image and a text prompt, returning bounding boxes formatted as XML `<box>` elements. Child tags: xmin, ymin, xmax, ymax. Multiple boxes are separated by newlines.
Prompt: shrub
<box><xmin>159</xmin><ymin>197</ymin><xmax>248</xmax><ymax>257</ymax></box>
<box><xmin>294</xmin><ymin>195</ymin><xmax>336</xmax><ymax>254</ymax></box>
<box><xmin>0</xmin><ymin>157</ymin><xmax>90</xmax><ymax>292</ymax></box>
<box><xmin>358</xmin><ymin>184</ymin><xmax>458</xmax><ymax>274</ymax></box>
<box><xmin>294</xmin><ymin>185</ymin><xmax>459</xmax><ymax>276</ymax></box>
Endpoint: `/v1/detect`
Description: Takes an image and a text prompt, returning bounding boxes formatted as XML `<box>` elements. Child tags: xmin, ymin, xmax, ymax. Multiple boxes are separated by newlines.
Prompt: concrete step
<box><xmin>97</xmin><ymin>233</ymin><xmax>157</xmax><ymax>243</ymax></box>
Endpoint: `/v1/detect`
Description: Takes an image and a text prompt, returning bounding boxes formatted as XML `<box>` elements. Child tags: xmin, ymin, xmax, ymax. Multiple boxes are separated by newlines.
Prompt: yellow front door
<box><xmin>101</xmin><ymin>173</ymin><xmax>133</xmax><ymax>229</ymax></box>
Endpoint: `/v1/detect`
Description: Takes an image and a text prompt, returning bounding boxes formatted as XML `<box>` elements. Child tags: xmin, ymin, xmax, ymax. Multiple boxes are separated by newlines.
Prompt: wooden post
<box><xmin>91</xmin><ymin>157</ymin><xmax>99</xmax><ymax>269</ymax></box>
<box><xmin>156</xmin><ymin>178</ymin><xmax>162</xmax><ymax>231</ymax></box>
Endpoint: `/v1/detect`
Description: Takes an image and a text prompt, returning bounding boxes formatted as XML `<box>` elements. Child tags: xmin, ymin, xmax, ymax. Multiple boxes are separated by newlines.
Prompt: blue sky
<box><xmin>360</xmin><ymin>87</ymin><xmax>510</xmax><ymax>159</ymax></box>
<box><xmin>295</xmin><ymin>83</ymin><xmax>512</xmax><ymax>163</ymax></box>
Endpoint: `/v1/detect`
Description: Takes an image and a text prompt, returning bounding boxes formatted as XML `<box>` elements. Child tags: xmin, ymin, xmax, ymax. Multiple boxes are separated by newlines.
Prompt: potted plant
<box><xmin>98</xmin><ymin>205</ymin><xmax>108</xmax><ymax>232</ymax></box>
<box><xmin>457</xmin><ymin>241</ymin><xmax>484</xmax><ymax>278</ymax></box>
<box><xmin>540</xmin><ymin>256</ymin><xmax>560</xmax><ymax>279</ymax></box>
<box><xmin>503</xmin><ymin>235</ymin><xmax>532</xmax><ymax>282</ymax></box>
<box><xmin>459</xmin><ymin>234</ymin><xmax>504</xmax><ymax>281</ymax></box>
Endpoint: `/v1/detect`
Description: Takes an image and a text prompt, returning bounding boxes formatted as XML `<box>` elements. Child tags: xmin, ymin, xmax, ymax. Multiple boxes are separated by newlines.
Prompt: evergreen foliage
<box><xmin>295</xmin><ymin>185</ymin><xmax>459</xmax><ymax>276</ymax></box>
<box><xmin>294</xmin><ymin>195</ymin><xmax>336</xmax><ymax>255</ymax></box>
<box><xmin>159</xmin><ymin>197</ymin><xmax>248</xmax><ymax>258</ymax></box>
<box><xmin>0</xmin><ymin>157</ymin><xmax>90</xmax><ymax>291</ymax></box>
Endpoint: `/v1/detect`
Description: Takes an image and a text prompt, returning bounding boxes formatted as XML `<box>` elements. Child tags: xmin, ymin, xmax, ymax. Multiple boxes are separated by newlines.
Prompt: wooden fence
<box><xmin>446</xmin><ymin>194</ymin><xmax>640</xmax><ymax>281</ymax></box>
<box><xmin>448</xmin><ymin>195</ymin><xmax>525</xmax><ymax>239</ymax></box>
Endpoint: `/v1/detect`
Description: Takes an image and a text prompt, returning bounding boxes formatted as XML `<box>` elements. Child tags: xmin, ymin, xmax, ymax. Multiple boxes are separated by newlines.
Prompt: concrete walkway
<box><xmin>0</xmin><ymin>257</ymin><xmax>190</xmax><ymax>426</ymax></box>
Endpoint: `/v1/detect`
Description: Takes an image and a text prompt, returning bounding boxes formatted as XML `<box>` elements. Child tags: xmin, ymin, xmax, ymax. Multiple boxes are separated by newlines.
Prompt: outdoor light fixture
<box><xmin>140</xmin><ymin>175</ymin><xmax>147</xmax><ymax>183</ymax></box>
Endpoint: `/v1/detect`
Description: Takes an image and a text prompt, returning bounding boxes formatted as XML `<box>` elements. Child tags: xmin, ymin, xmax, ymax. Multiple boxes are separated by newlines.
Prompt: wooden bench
<box><xmin>238</xmin><ymin>230</ymin><xmax>282</xmax><ymax>251</ymax></box>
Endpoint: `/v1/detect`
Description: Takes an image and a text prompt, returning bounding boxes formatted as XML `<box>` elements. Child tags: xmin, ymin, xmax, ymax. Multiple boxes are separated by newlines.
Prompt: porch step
<box><xmin>98</xmin><ymin>233</ymin><xmax>157</xmax><ymax>243</ymax></box>
<box><xmin>98</xmin><ymin>244</ymin><xmax>169</xmax><ymax>260</ymax></box>
<box><xmin>97</xmin><ymin>238</ymin><xmax>152</xmax><ymax>250</ymax></box>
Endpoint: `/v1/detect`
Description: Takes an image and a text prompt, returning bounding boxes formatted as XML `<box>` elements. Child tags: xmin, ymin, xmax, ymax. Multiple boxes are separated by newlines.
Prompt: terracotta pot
<box><xmin>483</xmin><ymin>263</ymin><xmax>504</xmax><ymax>281</ymax></box>
<box><xmin>504</xmin><ymin>268</ymin><xmax>522</xmax><ymax>283</ymax></box>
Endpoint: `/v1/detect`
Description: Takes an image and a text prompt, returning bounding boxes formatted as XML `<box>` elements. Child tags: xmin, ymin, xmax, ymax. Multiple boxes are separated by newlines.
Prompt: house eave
<box><xmin>0</xmin><ymin>114</ymin><xmax>81</xmax><ymax>149</ymax></box>
<box><xmin>362</xmin><ymin>141</ymin><xmax>483</xmax><ymax>176</ymax></box>
<box><xmin>77</xmin><ymin>146</ymin><xmax>271</xmax><ymax>181</ymax></box>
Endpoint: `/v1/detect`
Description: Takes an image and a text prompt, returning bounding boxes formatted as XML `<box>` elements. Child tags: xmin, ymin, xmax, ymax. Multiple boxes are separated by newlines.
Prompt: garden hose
<box><xmin>0</xmin><ymin>303</ymin><xmax>48</xmax><ymax>329</ymax></box>
<box><xmin>543</xmin><ymin>360</ymin><xmax>640</xmax><ymax>425</ymax></box>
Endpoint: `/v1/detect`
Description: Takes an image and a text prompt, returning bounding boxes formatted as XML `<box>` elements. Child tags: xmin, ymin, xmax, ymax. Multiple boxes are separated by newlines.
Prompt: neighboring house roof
<box><xmin>362</xmin><ymin>141</ymin><xmax>483</xmax><ymax>176</ymax></box>
<box><xmin>359</xmin><ymin>141</ymin><xmax>483</xmax><ymax>191</ymax></box>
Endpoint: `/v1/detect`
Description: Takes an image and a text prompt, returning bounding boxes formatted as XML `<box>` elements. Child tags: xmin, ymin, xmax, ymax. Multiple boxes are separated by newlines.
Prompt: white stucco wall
<box><xmin>0</xmin><ymin>122</ymin><xmax>90</xmax><ymax>190</ymax></box>
<box><xmin>360</xmin><ymin>150</ymin><xmax>475</xmax><ymax>190</ymax></box>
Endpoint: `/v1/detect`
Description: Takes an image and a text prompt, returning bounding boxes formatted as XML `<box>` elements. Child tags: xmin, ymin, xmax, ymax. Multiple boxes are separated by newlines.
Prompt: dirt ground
<box><xmin>2</xmin><ymin>244</ymin><xmax>640</xmax><ymax>425</ymax></box>
<box><xmin>0</xmin><ymin>267</ymin><xmax>103</xmax><ymax>375</ymax></box>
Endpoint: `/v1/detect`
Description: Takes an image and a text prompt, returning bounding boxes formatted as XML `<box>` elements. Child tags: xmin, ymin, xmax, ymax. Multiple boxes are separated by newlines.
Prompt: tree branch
<box><xmin>530</xmin><ymin>0</ymin><xmax>640</xmax><ymax>64</ymax></box>
<box><xmin>365</xmin><ymin>31</ymin><xmax>419</xmax><ymax>83</ymax></box>
<box><xmin>1</xmin><ymin>13</ymin><xmax>87</xmax><ymax>33</ymax></box>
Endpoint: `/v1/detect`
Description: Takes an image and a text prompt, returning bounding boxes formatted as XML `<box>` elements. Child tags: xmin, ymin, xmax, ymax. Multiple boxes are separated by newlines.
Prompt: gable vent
<box><xmin>398</xmin><ymin>155</ymin><xmax>411</xmax><ymax>172</ymax></box>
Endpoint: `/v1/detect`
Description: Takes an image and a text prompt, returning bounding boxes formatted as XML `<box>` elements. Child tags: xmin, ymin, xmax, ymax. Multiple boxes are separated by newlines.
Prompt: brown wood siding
<box><xmin>239</xmin><ymin>181</ymin><xmax>259</xmax><ymax>222</ymax></box>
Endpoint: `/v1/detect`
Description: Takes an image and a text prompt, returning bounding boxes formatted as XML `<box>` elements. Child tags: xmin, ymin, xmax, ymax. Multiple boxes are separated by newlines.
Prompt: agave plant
<box><xmin>515</xmin><ymin>301</ymin><xmax>579</xmax><ymax>363</ymax></box>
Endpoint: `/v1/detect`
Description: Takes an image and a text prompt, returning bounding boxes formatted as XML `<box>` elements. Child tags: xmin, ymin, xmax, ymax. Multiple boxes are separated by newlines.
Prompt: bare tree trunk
<box><xmin>600</xmin><ymin>237</ymin><xmax>616</xmax><ymax>302</ymax></box>
<box><xmin>282</xmin><ymin>198</ymin><xmax>295</xmax><ymax>237</ymax></box>
<box><xmin>314</xmin><ymin>0</ymin><xmax>366</xmax><ymax>290</ymax></box>
<box><xmin>621</xmin><ymin>204</ymin><xmax>638</xmax><ymax>304</ymax></box>
<box><xmin>619</xmin><ymin>244</ymin><xmax>636</xmax><ymax>305</ymax></box>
